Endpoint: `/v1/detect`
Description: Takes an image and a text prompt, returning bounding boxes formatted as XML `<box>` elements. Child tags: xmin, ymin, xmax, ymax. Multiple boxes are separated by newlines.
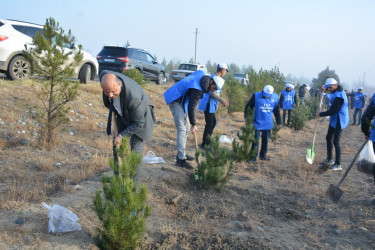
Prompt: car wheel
<box><xmin>156</xmin><ymin>72</ymin><xmax>165</xmax><ymax>85</ymax></box>
<box><xmin>79</xmin><ymin>64</ymin><xmax>91</xmax><ymax>84</ymax></box>
<box><xmin>8</xmin><ymin>56</ymin><xmax>31</xmax><ymax>81</ymax></box>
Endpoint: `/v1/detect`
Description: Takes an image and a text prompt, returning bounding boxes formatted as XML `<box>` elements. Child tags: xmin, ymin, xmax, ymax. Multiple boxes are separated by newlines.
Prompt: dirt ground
<box><xmin>0</xmin><ymin>78</ymin><xmax>374</xmax><ymax>249</ymax></box>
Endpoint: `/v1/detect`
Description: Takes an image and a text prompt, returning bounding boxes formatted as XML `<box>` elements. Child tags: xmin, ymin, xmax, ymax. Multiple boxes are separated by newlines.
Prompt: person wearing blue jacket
<box><xmin>164</xmin><ymin>71</ymin><xmax>220</xmax><ymax>169</ymax></box>
<box><xmin>198</xmin><ymin>63</ymin><xmax>229</xmax><ymax>148</ymax></box>
<box><xmin>361</xmin><ymin>92</ymin><xmax>375</xmax><ymax>152</ymax></box>
<box><xmin>351</xmin><ymin>87</ymin><xmax>366</xmax><ymax>126</ymax></box>
<box><xmin>245</xmin><ymin>85</ymin><xmax>281</xmax><ymax>163</ymax></box>
<box><xmin>279</xmin><ymin>83</ymin><xmax>296</xmax><ymax>127</ymax></box>
<box><xmin>317</xmin><ymin>78</ymin><xmax>349</xmax><ymax>171</ymax></box>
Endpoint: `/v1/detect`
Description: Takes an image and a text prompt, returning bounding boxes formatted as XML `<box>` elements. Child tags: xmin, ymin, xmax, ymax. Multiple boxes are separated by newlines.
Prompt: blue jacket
<box><xmin>198</xmin><ymin>74</ymin><xmax>224</xmax><ymax>113</ymax></box>
<box><xmin>253</xmin><ymin>91</ymin><xmax>279</xmax><ymax>130</ymax></box>
<box><xmin>371</xmin><ymin>93</ymin><xmax>375</xmax><ymax>141</ymax></box>
<box><xmin>354</xmin><ymin>92</ymin><xmax>365</xmax><ymax>109</ymax></box>
<box><xmin>281</xmin><ymin>89</ymin><xmax>295</xmax><ymax>110</ymax></box>
<box><xmin>329</xmin><ymin>90</ymin><xmax>349</xmax><ymax>129</ymax></box>
<box><xmin>164</xmin><ymin>70</ymin><xmax>206</xmax><ymax>113</ymax></box>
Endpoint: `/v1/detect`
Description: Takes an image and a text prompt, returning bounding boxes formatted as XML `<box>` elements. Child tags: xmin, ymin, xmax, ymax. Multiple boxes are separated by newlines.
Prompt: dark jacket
<box><xmin>299</xmin><ymin>85</ymin><xmax>306</xmax><ymax>98</ymax></box>
<box><xmin>101</xmin><ymin>70</ymin><xmax>155</xmax><ymax>141</ymax></box>
<box><xmin>361</xmin><ymin>98</ymin><xmax>375</xmax><ymax>137</ymax></box>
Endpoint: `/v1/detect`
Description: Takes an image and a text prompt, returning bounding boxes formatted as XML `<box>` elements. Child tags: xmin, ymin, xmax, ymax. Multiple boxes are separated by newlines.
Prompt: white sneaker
<box><xmin>330</xmin><ymin>164</ymin><xmax>342</xmax><ymax>171</ymax></box>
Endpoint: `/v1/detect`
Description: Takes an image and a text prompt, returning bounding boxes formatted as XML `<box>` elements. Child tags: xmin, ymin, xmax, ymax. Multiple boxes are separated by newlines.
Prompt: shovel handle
<box><xmin>336</xmin><ymin>140</ymin><xmax>368</xmax><ymax>188</ymax></box>
<box><xmin>193</xmin><ymin>132</ymin><xmax>198</xmax><ymax>150</ymax></box>
<box><xmin>113</xmin><ymin>112</ymin><xmax>122</xmax><ymax>166</ymax></box>
<box><xmin>311</xmin><ymin>92</ymin><xmax>325</xmax><ymax>145</ymax></box>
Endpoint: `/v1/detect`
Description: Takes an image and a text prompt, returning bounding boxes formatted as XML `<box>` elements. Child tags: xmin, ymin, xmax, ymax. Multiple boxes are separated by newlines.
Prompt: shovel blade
<box><xmin>326</xmin><ymin>184</ymin><xmax>343</xmax><ymax>203</ymax></box>
<box><xmin>306</xmin><ymin>147</ymin><xmax>315</xmax><ymax>164</ymax></box>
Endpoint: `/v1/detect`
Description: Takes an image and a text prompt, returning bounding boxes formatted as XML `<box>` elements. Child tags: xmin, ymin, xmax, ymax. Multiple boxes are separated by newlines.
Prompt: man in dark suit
<box><xmin>100</xmin><ymin>70</ymin><xmax>155</xmax><ymax>185</ymax></box>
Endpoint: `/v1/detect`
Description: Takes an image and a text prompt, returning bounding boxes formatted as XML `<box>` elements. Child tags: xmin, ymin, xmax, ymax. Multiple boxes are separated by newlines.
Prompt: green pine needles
<box><xmin>23</xmin><ymin>17</ymin><xmax>83</xmax><ymax>146</ymax></box>
<box><xmin>232</xmin><ymin>109</ymin><xmax>258</xmax><ymax>162</ymax></box>
<box><xmin>195</xmin><ymin>134</ymin><xmax>233</xmax><ymax>191</ymax></box>
<box><xmin>93</xmin><ymin>137</ymin><xmax>151</xmax><ymax>250</ymax></box>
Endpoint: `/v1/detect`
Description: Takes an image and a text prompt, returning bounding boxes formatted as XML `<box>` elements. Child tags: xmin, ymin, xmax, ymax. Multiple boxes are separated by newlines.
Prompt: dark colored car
<box><xmin>96</xmin><ymin>46</ymin><xmax>165</xmax><ymax>84</ymax></box>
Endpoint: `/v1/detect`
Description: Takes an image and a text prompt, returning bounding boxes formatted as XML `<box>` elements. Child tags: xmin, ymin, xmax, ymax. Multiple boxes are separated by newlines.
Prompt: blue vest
<box><xmin>164</xmin><ymin>70</ymin><xmax>205</xmax><ymax>113</ymax></box>
<box><xmin>370</xmin><ymin>93</ymin><xmax>375</xmax><ymax>141</ymax></box>
<box><xmin>281</xmin><ymin>89</ymin><xmax>295</xmax><ymax>110</ymax></box>
<box><xmin>354</xmin><ymin>92</ymin><xmax>365</xmax><ymax>109</ymax></box>
<box><xmin>329</xmin><ymin>90</ymin><xmax>349</xmax><ymax>129</ymax></box>
<box><xmin>253</xmin><ymin>91</ymin><xmax>279</xmax><ymax>130</ymax></box>
<box><xmin>198</xmin><ymin>74</ymin><xmax>223</xmax><ymax>113</ymax></box>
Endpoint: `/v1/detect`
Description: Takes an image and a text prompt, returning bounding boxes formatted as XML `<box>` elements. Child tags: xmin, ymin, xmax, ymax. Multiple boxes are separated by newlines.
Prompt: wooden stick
<box><xmin>170</xmin><ymin>194</ymin><xmax>183</xmax><ymax>205</ymax></box>
<box><xmin>193</xmin><ymin>132</ymin><xmax>198</xmax><ymax>150</ymax></box>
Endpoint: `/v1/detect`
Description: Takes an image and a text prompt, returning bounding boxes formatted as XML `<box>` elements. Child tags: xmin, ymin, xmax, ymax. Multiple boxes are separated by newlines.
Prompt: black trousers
<box><xmin>282</xmin><ymin>109</ymin><xmax>292</xmax><ymax>125</ymax></box>
<box><xmin>326</xmin><ymin>125</ymin><xmax>343</xmax><ymax>165</ymax></box>
<box><xmin>202</xmin><ymin>104</ymin><xmax>216</xmax><ymax>147</ymax></box>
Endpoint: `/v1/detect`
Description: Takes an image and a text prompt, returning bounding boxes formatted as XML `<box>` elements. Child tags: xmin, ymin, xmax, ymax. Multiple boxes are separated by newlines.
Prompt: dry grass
<box><xmin>57</xmin><ymin>155</ymin><xmax>110</xmax><ymax>184</ymax></box>
<box><xmin>0</xmin><ymin>79</ymin><xmax>374</xmax><ymax>249</ymax></box>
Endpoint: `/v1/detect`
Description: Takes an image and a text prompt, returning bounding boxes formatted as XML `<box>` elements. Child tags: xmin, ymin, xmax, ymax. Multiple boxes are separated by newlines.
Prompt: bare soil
<box><xmin>0</xmin><ymin>78</ymin><xmax>374</xmax><ymax>249</ymax></box>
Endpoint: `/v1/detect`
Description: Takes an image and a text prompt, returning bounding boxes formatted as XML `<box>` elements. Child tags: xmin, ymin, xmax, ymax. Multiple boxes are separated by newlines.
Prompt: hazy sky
<box><xmin>2</xmin><ymin>0</ymin><xmax>375</xmax><ymax>91</ymax></box>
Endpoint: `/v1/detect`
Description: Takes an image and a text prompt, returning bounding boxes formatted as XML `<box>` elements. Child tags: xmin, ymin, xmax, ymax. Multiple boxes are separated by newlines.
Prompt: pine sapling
<box><xmin>93</xmin><ymin>137</ymin><xmax>151</xmax><ymax>250</ymax></box>
<box><xmin>232</xmin><ymin>109</ymin><xmax>258</xmax><ymax>162</ymax></box>
<box><xmin>195</xmin><ymin>134</ymin><xmax>233</xmax><ymax>191</ymax></box>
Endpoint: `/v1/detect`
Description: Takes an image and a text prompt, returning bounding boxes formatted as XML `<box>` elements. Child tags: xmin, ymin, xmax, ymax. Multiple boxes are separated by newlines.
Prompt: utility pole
<box><xmin>194</xmin><ymin>28</ymin><xmax>198</xmax><ymax>63</ymax></box>
<box><xmin>363</xmin><ymin>72</ymin><xmax>365</xmax><ymax>89</ymax></box>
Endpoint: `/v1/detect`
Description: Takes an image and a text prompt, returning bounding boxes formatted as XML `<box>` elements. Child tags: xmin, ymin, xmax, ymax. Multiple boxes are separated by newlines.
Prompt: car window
<box><xmin>136</xmin><ymin>51</ymin><xmax>148</xmax><ymax>61</ymax></box>
<box><xmin>145</xmin><ymin>53</ymin><xmax>154</xmax><ymax>63</ymax></box>
<box><xmin>25</xmin><ymin>27</ymin><xmax>42</xmax><ymax>38</ymax></box>
<box><xmin>99</xmin><ymin>47</ymin><xmax>127</xmax><ymax>57</ymax></box>
<box><xmin>0</xmin><ymin>21</ymin><xmax>4</xmax><ymax>27</ymax></box>
<box><xmin>179</xmin><ymin>64</ymin><xmax>197</xmax><ymax>71</ymax></box>
<box><xmin>12</xmin><ymin>25</ymin><xmax>27</xmax><ymax>35</ymax></box>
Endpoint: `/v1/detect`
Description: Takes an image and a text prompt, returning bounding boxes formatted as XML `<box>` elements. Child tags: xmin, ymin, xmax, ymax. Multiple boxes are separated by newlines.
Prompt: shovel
<box><xmin>193</xmin><ymin>132</ymin><xmax>198</xmax><ymax>150</ymax></box>
<box><xmin>306</xmin><ymin>92</ymin><xmax>325</xmax><ymax>164</ymax></box>
<box><xmin>326</xmin><ymin>140</ymin><xmax>368</xmax><ymax>203</ymax></box>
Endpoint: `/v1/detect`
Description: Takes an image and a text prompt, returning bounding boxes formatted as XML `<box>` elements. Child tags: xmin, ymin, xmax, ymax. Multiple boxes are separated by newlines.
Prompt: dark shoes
<box><xmin>176</xmin><ymin>159</ymin><xmax>194</xmax><ymax>169</ymax></box>
<box><xmin>248</xmin><ymin>158</ymin><xmax>256</xmax><ymax>164</ymax></box>
<box><xmin>319</xmin><ymin>158</ymin><xmax>334</xmax><ymax>166</ymax></box>
<box><xmin>176</xmin><ymin>154</ymin><xmax>194</xmax><ymax>161</ymax></box>
<box><xmin>249</xmin><ymin>157</ymin><xmax>270</xmax><ymax>163</ymax></box>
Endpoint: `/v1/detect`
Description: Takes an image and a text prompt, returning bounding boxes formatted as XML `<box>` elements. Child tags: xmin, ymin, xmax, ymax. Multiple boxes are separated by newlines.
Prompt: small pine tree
<box><xmin>223</xmin><ymin>76</ymin><xmax>245</xmax><ymax>113</ymax></box>
<box><xmin>232</xmin><ymin>109</ymin><xmax>258</xmax><ymax>162</ymax></box>
<box><xmin>290</xmin><ymin>104</ymin><xmax>310</xmax><ymax>130</ymax></box>
<box><xmin>195</xmin><ymin>134</ymin><xmax>233</xmax><ymax>191</ymax></box>
<box><xmin>122</xmin><ymin>68</ymin><xmax>144</xmax><ymax>86</ymax></box>
<box><xmin>23</xmin><ymin>17</ymin><xmax>83</xmax><ymax>146</ymax></box>
<box><xmin>270</xmin><ymin>120</ymin><xmax>280</xmax><ymax>142</ymax></box>
<box><xmin>93</xmin><ymin>137</ymin><xmax>151</xmax><ymax>250</ymax></box>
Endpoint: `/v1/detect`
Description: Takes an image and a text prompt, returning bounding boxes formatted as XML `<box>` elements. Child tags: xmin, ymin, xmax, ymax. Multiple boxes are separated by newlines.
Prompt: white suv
<box><xmin>0</xmin><ymin>19</ymin><xmax>98</xmax><ymax>83</ymax></box>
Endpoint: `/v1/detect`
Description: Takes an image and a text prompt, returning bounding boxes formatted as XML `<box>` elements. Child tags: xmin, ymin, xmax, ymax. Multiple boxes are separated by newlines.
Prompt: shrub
<box><xmin>232</xmin><ymin>109</ymin><xmax>258</xmax><ymax>162</ymax></box>
<box><xmin>290</xmin><ymin>104</ymin><xmax>310</xmax><ymax>130</ymax></box>
<box><xmin>122</xmin><ymin>68</ymin><xmax>144</xmax><ymax>86</ymax></box>
<box><xmin>195</xmin><ymin>134</ymin><xmax>233</xmax><ymax>191</ymax></box>
<box><xmin>93</xmin><ymin>137</ymin><xmax>150</xmax><ymax>250</ymax></box>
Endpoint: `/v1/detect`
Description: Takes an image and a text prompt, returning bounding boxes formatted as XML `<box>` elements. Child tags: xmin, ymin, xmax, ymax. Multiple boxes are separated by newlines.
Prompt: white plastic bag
<box><xmin>142</xmin><ymin>151</ymin><xmax>165</xmax><ymax>164</ymax></box>
<box><xmin>219</xmin><ymin>134</ymin><xmax>234</xmax><ymax>144</ymax></box>
<box><xmin>357</xmin><ymin>141</ymin><xmax>375</xmax><ymax>175</ymax></box>
<box><xmin>42</xmin><ymin>202</ymin><xmax>82</xmax><ymax>234</ymax></box>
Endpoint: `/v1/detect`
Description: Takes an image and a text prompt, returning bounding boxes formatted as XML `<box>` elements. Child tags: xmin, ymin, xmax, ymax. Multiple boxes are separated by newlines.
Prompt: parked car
<box><xmin>233</xmin><ymin>72</ymin><xmax>249</xmax><ymax>85</ymax></box>
<box><xmin>0</xmin><ymin>19</ymin><xmax>98</xmax><ymax>83</ymax></box>
<box><xmin>96</xmin><ymin>46</ymin><xmax>166</xmax><ymax>84</ymax></box>
<box><xmin>171</xmin><ymin>63</ymin><xmax>207</xmax><ymax>82</ymax></box>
